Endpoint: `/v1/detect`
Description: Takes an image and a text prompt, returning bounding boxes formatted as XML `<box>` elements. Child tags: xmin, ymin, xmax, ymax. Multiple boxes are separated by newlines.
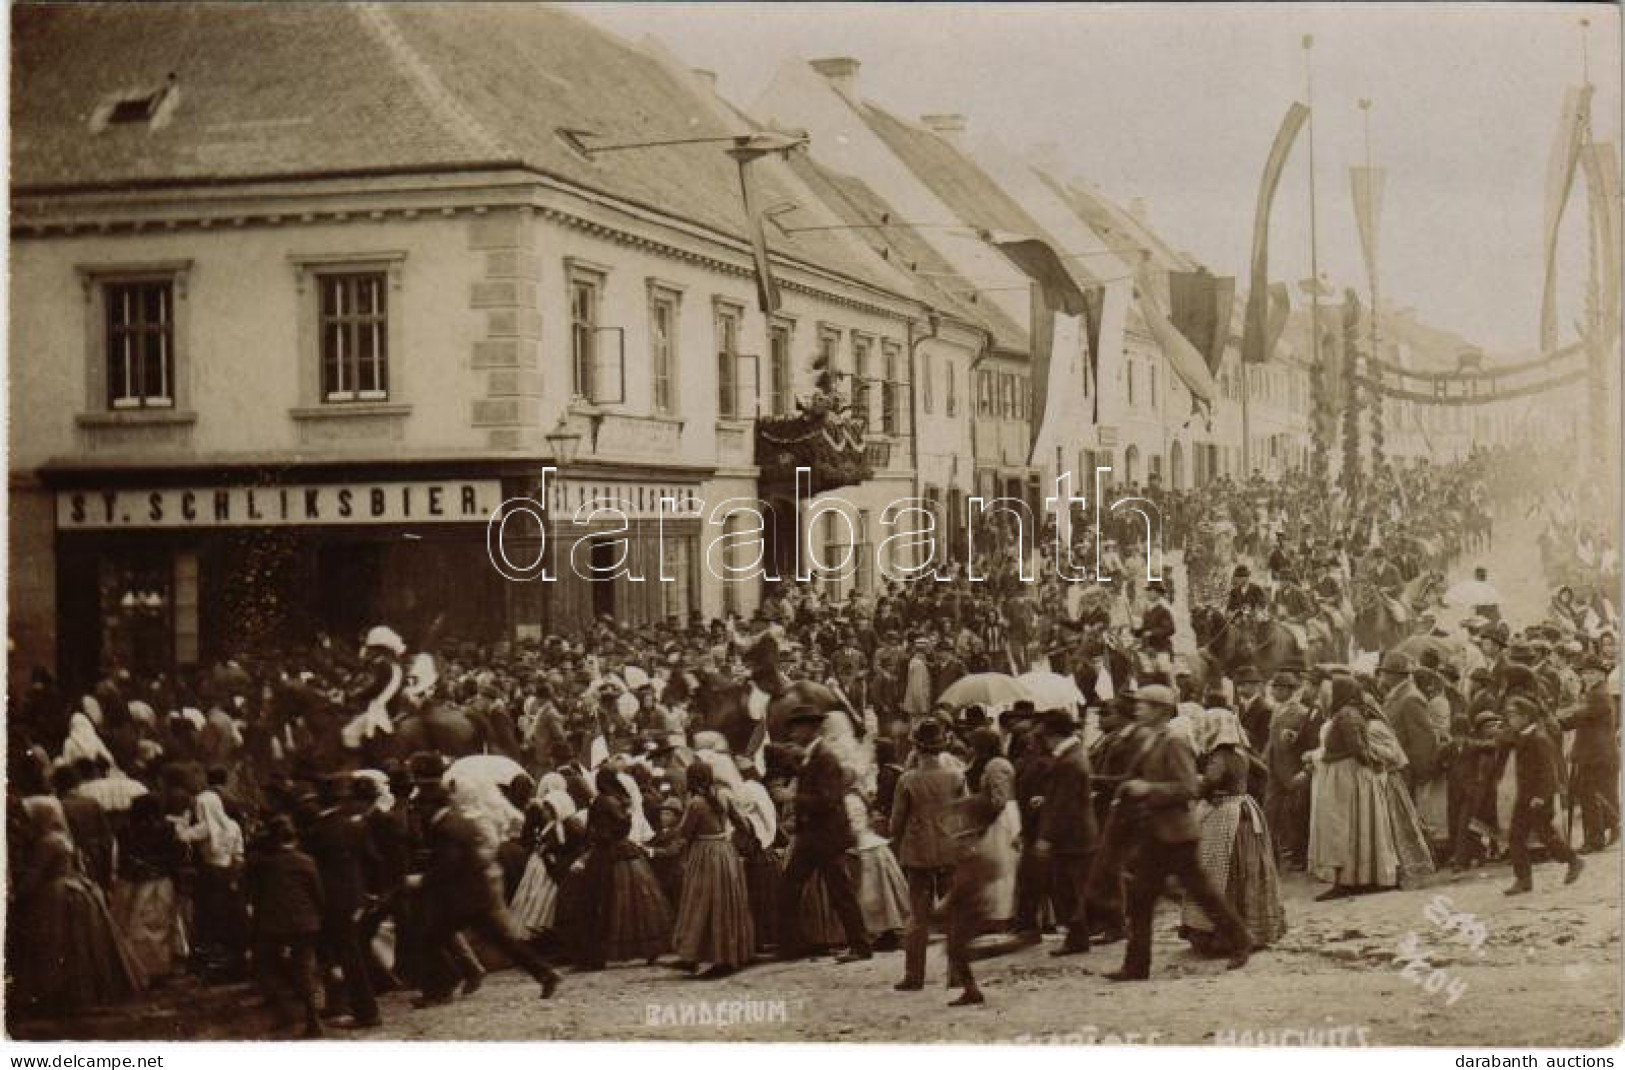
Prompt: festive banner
<box><xmin>1138</xmin><ymin>269</ymin><xmax>1218</xmax><ymax>404</ymax></box>
<box><xmin>1169</xmin><ymin>269</ymin><xmax>1236</xmax><ymax>374</ymax></box>
<box><xmin>1265</xmin><ymin>282</ymin><xmax>1292</xmax><ymax>356</ymax></box>
<box><xmin>1582</xmin><ymin>141</ymin><xmax>1621</xmax><ymax>351</ymax></box>
<box><xmin>1350</xmin><ymin>165</ymin><xmax>1386</xmax><ymax>286</ymax></box>
<box><xmin>731</xmin><ymin>154</ymin><xmax>782</xmax><ymax>314</ymax></box>
<box><xmin>1540</xmin><ymin>83</ymin><xmax>1593</xmax><ymax>352</ymax></box>
<box><xmin>987</xmin><ymin>234</ymin><xmax>1091</xmax><ymax>459</ymax></box>
<box><xmin>1241</xmin><ymin>102</ymin><xmax>1311</xmax><ymax>363</ymax></box>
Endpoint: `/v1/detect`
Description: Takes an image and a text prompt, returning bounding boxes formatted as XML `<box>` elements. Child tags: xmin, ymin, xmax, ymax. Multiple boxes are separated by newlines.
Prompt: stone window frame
<box><xmin>287</xmin><ymin>251</ymin><xmax>409</xmax><ymax>418</ymax></box>
<box><xmin>74</xmin><ymin>259</ymin><xmax>198</xmax><ymax>425</ymax></box>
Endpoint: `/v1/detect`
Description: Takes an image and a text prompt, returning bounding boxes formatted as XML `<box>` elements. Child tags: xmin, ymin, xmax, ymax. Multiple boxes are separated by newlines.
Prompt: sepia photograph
<box><xmin>4</xmin><ymin>0</ymin><xmax>1623</xmax><ymax>1052</ymax></box>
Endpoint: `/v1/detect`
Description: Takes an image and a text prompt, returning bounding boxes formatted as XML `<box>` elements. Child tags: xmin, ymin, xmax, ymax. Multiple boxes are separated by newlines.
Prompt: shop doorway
<box><xmin>589</xmin><ymin>537</ymin><xmax>618</xmax><ymax>619</ymax></box>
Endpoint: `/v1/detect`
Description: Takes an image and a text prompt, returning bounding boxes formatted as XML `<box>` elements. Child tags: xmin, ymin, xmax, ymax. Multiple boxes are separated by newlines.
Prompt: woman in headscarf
<box><xmin>941</xmin><ymin>725</ymin><xmax>1020</xmax><ymax>1008</ymax></box>
<box><xmin>13</xmin><ymin>795</ymin><xmax>144</xmax><ymax>1016</ymax></box>
<box><xmin>61</xmin><ymin>710</ymin><xmax>115</xmax><ymax>770</ymax></box>
<box><xmin>1307</xmin><ymin>676</ymin><xmax>1398</xmax><ymax>900</ymax></box>
<box><xmin>843</xmin><ymin>767</ymin><xmax>911</xmax><ymax>949</ymax></box>
<box><xmin>573</xmin><ymin>767</ymin><xmax>673</xmax><ymax>971</ymax></box>
<box><xmin>175</xmin><ymin>788</ymin><xmax>248</xmax><ymax>979</ymax></box>
<box><xmin>111</xmin><ymin>793</ymin><xmax>188</xmax><ymax>982</ymax></box>
<box><xmin>670</xmin><ymin>760</ymin><xmax>755</xmax><ymax>978</ymax></box>
<box><xmin>509</xmin><ymin>788</ymin><xmax>582</xmax><ymax>942</ymax></box>
<box><xmin>1363</xmin><ymin>697</ymin><xmax>1438</xmax><ymax>888</ymax></box>
<box><xmin>1180</xmin><ymin>709</ymin><xmax>1286</xmax><ymax>954</ymax></box>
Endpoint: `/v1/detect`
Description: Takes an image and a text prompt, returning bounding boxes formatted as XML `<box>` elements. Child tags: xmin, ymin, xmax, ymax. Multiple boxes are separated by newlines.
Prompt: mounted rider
<box><xmin>1225</xmin><ymin>564</ymin><xmax>1269</xmax><ymax>626</ymax></box>
<box><xmin>341</xmin><ymin>625</ymin><xmax>408</xmax><ymax>750</ymax></box>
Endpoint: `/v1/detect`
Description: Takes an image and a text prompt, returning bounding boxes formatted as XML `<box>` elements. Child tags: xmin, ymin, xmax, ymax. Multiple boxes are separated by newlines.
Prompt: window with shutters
<box><xmin>881</xmin><ymin>341</ymin><xmax>901</xmax><ymax>435</ymax></box>
<box><xmin>649</xmin><ymin>285</ymin><xmax>680</xmax><ymax>415</ymax></box>
<box><xmin>852</xmin><ymin>333</ymin><xmax>873</xmax><ymax>429</ymax></box>
<box><xmin>768</xmin><ymin>320</ymin><xmax>793</xmax><ymax>416</ymax></box>
<box><xmin>716</xmin><ymin>302</ymin><xmax>743</xmax><ymax>419</ymax></box>
<box><xmin>570</xmin><ymin>275</ymin><xmax>600</xmax><ymax>402</ymax></box>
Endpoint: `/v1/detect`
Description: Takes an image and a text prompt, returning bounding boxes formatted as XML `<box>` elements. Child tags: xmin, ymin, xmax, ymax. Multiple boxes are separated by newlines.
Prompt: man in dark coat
<box><xmin>889</xmin><ymin>718</ymin><xmax>966</xmax><ymax>990</ymax></box>
<box><xmin>1502</xmin><ymin>697</ymin><xmax>1583</xmax><ymax>895</ymax></box>
<box><xmin>1035</xmin><ymin>709</ymin><xmax>1099</xmax><ymax>955</ymax></box>
<box><xmin>777</xmin><ymin>706</ymin><xmax>871</xmax><ymax>963</ymax></box>
<box><xmin>249</xmin><ymin>815</ymin><xmax>326</xmax><ymax>1038</ymax></box>
<box><xmin>1559</xmin><ymin>657</ymin><xmax>1619</xmax><ymax>853</ymax></box>
<box><xmin>1108</xmin><ymin>685</ymin><xmax>1252</xmax><ymax>982</ymax></box>
<box><xmin>1379</xmin><ymin>652</ymin><xmax>1439</xmax><ymax>795</ymax></box>
<box><xmin>411</xmin><ymin>780</ymin><xmax>560</xmax><ymax>1007</ymax></box>
<box><xmin>306</xmin><ymin>775</ymin><xmax>381</xmax><ymax>1028</ymax></box>
<box><xmin>1136</xmin><ymin>580</ymin><xmax>1176</xmax><ymax>656</ymax></box>
<box><xmin>1234</xmin><ymin>665</ymin><xmax>1271</xmax><ymax>802</ymax></box>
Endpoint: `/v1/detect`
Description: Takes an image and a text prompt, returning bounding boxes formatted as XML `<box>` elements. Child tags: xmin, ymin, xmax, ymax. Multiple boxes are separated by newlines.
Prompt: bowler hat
<box><xmin>1038</xmin><ymin>709</ymin><xmax>1078</xmax><ymax>736</ymax></box>
<box><xmin>1132</xmin><ymin>684</ymin><xmax>1178</xmax><ymax>710</ymax></box>
<box><xmin>910</xmin><ymin>718</ymin><xmax>949</xmax><ymax>752</ymax></box>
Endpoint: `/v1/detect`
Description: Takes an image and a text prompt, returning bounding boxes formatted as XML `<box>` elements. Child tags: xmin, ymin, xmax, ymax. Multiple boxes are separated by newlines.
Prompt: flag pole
<box><xmin>1303</xmin><ymin>33</ymin><xmax>1325</xmax><ymax>490</ymax></box>
<box><xmin>1360</xmin><ymin>98</ymin><xmax>1383</xmax><ymax>482</ymax></box>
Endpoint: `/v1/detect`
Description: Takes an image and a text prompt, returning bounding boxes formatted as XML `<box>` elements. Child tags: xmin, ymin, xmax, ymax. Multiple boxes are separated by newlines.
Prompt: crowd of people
<box><xmin>8</xmin><ymin>443</ymin><xmax>1620</xmax><ymax>1035</ymax></box>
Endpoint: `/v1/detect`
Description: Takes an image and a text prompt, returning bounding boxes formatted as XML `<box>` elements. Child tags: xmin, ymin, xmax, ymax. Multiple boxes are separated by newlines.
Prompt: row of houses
<box><xmin>8</xmin><ymin>3</ymin><xmax>1468</xmax><ymax>684</ymax></box>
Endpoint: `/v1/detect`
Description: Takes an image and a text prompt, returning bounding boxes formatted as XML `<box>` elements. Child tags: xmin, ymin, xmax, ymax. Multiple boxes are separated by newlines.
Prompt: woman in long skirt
<box><xmin>1307</xmin><ymin>679</ymin><xmax>1398</xmax><ymax>899</ymax></box>
<box><xmin>670</xmin><ymin>762</ymin><xmax>755</xmax><ymax>978</ymax></box>
<box><xmin>1181</xmin><ymin>711</ymin><xmax>1287</xmax><ymax>953</ymax></box>
<box><xmin>943</xmin><ymin>729</ymin><xmax>1021</xmax><ymax>1007</ymax></box>
<box><xmin>508</xmin><ymin>790</ymin><xmax>578</xmax><ymax>939</ymax></box>
<box><xmin>576</xmin><ymin>769</ymin><xmax>672</xmax><ymax>969</ymax></box>
<box><xmin>13</xmin><ymin>796</ymin><xmax>144</xmax><ymax>1017</ymax></box>
<box><xmin>175</xmin><ymin>789</ymin><xmax>248</xmax><ymax>979</ymax></box>
<box><xmin>846</xmin><ymin>788</ymin><xmax>910</xmax><ymax>945</ymax></box>
<box><xmin>111</xmin><ymin>794</ymin><xmax>188</xmax><ymax>983</ymax></box>
<box><xmin>1365</xmin><ymin>709</ymin><xmax>1439</xmax><ymax>887</ymax></box>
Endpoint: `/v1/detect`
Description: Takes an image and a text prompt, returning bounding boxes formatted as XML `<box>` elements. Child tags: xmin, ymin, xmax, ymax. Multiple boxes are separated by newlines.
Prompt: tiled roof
<box><xmin>784</xmin><ymin>152</ymin><xmax>1024</xmax><ymax>351</ymax></box>
<box><xmin>12</xmin><ymin>3</ymin><xmax>906</xmax><ymax>298</ymax></box>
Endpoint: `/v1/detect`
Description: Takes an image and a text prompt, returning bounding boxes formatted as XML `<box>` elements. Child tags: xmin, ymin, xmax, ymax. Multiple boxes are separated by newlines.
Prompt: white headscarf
<box><xmin>354</xmin><ymin>769</ymin><xmax>395</xmax><ymax>813</ymax></box>
<box><xmin>62</xmin><ymin>712</ymin><xmax>115</xmax><ymax>769</ymax></box>
<box><xmin>540</xmin><ymin>790</ymin><xmax>578</xmax><ymax>845</ymax></box>
<box><xmin>617</xmin><ymin>771</ymin><xmax>656</xmax><ymax>845</ymax></box>
<box><xmin>184</xmin><ymin>790</ymin><xmax>244</xmax><ymax>868</ymax></box>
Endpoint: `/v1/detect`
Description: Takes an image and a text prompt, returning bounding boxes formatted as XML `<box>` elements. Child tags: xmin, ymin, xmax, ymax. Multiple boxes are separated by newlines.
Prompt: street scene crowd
<box><xmin>8</xmin><ymin>443</ymin><xmax>1620</xmax><ymax>1037</ymax></box>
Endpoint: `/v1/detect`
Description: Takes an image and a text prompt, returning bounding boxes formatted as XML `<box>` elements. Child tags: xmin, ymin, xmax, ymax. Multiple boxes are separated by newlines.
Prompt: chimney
<box><xmin>921</xmin><ymin>113</ymin><xmax>968</xmax><ymax>146</ymax></box>
<box><xmin>691</xmin><ymin>68</ymin><xmax>718</xmax><ymax>92</ymax></box>
<box><xmin>809</xmin><ymin>56</ymin><xmax>860</xmax><ymax>98</ymax></box>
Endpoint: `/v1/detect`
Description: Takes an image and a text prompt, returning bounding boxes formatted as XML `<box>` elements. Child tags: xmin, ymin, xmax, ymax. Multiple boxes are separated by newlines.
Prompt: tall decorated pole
<box><xmin>1354</xmin><ymin>99</ymin><xmax>1386</xmax><ymax>480</ymax></box>
<box><xmin>1302</xmin><ymin>33</ymin><xmax>1330</xmax><ymax>494</ymax></box>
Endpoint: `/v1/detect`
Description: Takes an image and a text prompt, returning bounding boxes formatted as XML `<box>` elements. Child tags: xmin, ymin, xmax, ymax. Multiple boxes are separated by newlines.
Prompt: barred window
<box><xmin>319</xmin><ymin>273</ymin><xmax>388</xmax><ymax>402</ymax></box>
<box><xmin>105</xmin><ymin>280</ymin><xmax>174</xmax><ymax>409</ymax></box>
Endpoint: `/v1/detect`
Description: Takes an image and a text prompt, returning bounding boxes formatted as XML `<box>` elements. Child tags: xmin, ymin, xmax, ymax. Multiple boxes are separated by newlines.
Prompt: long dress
<box><xmin>1366</xmin><ymin>718</ymin><xmax>1438</xmax><ymax>887</ymax></box>
<box><xmin>846</xmin><ymin>792</ymin><xmax>911</xmax><ymax>937</ymax></box>
<box><xmin>1181</xmin><ymin>748</ymin><xmax>1288</xmax><ymax>951</ymax></box>
<box><xmin>508</xmin><ymin>793</ymin><xmax>578</xmax><ymax>937</ymax></box>
<box><xmin>1307</xmin><ymin>707</ymin><xmax>1399</xmax><ymax>889</ymax></box>
<box><xmin>583</xmin><ymin>793</ymin><xmax>672</xmax><ymax>964</ymax></box>
<box><xmin>14</xmin><ymin>797</ymin><xmax>144</xmax><ymax>1017</ymax></box>
<box><xmin>110</xmin><ymin>803</ymin><xmax>188</xmax><ymax>981</ymax></box>
<box><xmin>671</xmin><ymin>795</ymin><xmax>755</xmax><ymax>967</ymax></box>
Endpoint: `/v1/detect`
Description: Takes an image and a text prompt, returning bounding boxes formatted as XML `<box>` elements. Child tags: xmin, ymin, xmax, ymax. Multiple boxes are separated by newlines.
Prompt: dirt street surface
<box><xmin>15</xmin><ymin>851</ymin><xmax>1618</xmax><ymax>1045</ymax></box>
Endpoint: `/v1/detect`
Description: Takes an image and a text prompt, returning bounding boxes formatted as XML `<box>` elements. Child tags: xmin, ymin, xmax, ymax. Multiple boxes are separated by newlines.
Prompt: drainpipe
<box><xmin>905</xmin><ymin>308</ymin><xmax>941</xmax><ymax>501</ymax></box>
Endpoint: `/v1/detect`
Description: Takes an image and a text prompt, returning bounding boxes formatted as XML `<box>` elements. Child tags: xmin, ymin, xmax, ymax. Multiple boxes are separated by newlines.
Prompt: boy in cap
<box><xmin>1501</xmin><ymin>698</ymin><xmax>1583</xmax><ymax>895</ymax></box>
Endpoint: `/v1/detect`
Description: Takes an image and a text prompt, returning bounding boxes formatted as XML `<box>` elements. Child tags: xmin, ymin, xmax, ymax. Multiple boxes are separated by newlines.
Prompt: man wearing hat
<box><xmin>1137</xmin><ymin>580</ymin><xmax>1176</xmax><ymax>656</ymax></box>
<box><xmin>410</xmin><ymin>778</ymin><xmax>561</xmax><ymax>1007</ymax></box>
<box><xmin>1108</xmin><ymin>684</ymin><xmax>1251</xmax><ymax>981</ymax></box>
<box><xmin>1501</xmin><ymin>697</ymin><xmax>1583</xmax><ymax>895</ymax></box>
<box><xmin>1263</xmin><ymin>660</ymin><xmax>1312</xmax><ymax>868</ymax></box>
<box><xmin>306</xmin><ymin>773</ymin><xmax>381</xmax><ymax>1028</ymax></box>
<box><xmin>1379</xmin><ymin>652</ymin><xmax>1439</xmax><ymax>798</ymax></box>
<box><xmin>1034</xmin><ymin>708</ymin><xmax>1098</xmax><ymax>956</ymax></box>
<box><xmin>778</xmin><ymin>706</ymin><xmax>872</xmax><ymax>964</ymax></box>
<box><xmin>890</xmin><ymin>719</ymin><xmax>967</xmax><ymax>990</ymax></box>
<box><xmin>1559</xmin><ymin>656</ymin><xmax>1620</xmax><ymax>853</ymax></box>
<box><xmin>1225</xmin><ymin>565</ymin><xmax>1268</xmax><ymax>623</ymax></box>
<box><xmin>1233</xmin><ymin>665</ymin><xmax>1270</xmax><ymax>802</ymax></box>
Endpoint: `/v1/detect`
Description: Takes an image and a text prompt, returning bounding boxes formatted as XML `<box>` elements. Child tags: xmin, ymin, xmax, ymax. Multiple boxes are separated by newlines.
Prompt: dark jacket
<box><xmin>792</xmin><ymin>741</ymin><xmax>855</xmax><ymax>858</ymax></box>
<box><xmin>1037</xmin><ymin>737</ymin><xmax>1098</xmax><ymax>855</ymax></box>
<box><xmin>306</xmin><ymin>806</ymin><xmax>380</xmax><ymax>923</ymax></box>
<box><xmin>1505</xmin><ymin>724</ymin><xmax>1564</xmax><ymax>802</ymax></box>
<box><xmin>889</xmin><ymin>755</ymin><xmax>966</xmax><ymax>869</ymax></box>
<box><xmin>249</xmin><ymin>845</ymin><xmax>324</xmax><ymax>939</ymax></box>
<box><xmin>1123</xmin><ymin>729</ymin><xmax>1201</xmax><ymax>844</ymax></box>
<box><xmin>423</xmin><ymin>807</ymin><xmax>501</xmax><ymax>921</ymax></box>
<box><xmin>1385</xmin><ymin>681</ymin><xmax>1439</xmax><ymax>784</ymax></box>
<box><xmin>1561</xmin><ymin>684</ymin><xmax>1619</xmax><ymax>768</ymax></box>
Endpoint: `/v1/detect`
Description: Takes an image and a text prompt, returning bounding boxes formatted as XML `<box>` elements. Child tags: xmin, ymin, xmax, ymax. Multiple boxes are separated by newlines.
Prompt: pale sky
<box><xmin>575</xmin><ymin>2</ymin><xmax>1621</xmax><ymax>358</ymax></box>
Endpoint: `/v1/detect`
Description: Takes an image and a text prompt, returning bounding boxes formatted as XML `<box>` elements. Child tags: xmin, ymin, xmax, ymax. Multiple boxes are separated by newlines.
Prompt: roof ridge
<box><xmin>352</xmin><ymin>3</ymin><xmax>510</xmax><ymax>162</ymax></box>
